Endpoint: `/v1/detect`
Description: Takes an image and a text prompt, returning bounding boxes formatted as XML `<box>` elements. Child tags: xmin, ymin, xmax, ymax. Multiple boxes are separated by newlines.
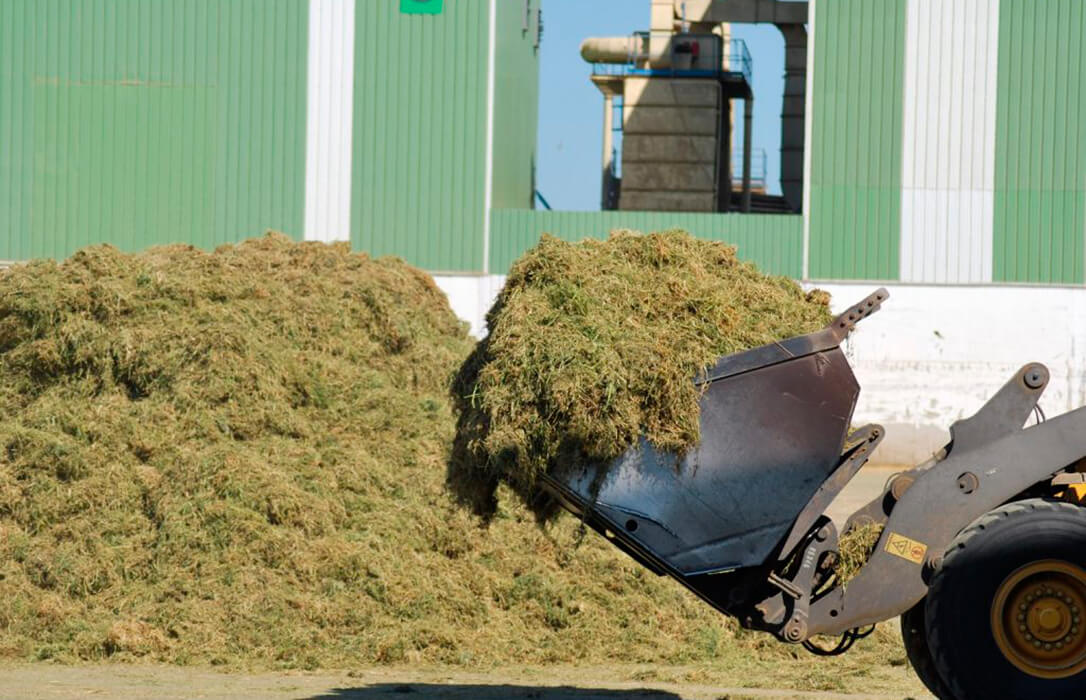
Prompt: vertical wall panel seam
<box><xmin>900</xmin><ymin>0</ymin><xmax>914</xmax><ymax>281</ymax></box>
<box><xmin>942</xmin><ymin>0</ymin><xmax>955</xmax><ymax>282</ymax></box>
<box><xmin>1036</xmin><ymin>6</ymin><xmax>1049</xmax><ymax>281</ymax></box>
<box><xmin>1026</xmin><ymin>5</ymin><xmax>1041</xmax><ymax>280</ymax></box>
<box><xmin>304</xmin><ymin>0</ymin><xmax>355</xmax><ymax>242</ymax></box>
<box><xmin>982</xmin><ymin>0</ymin><xmax>997</xmax><ymax>282</ymax></box>
<box><xmin>1048</xmin><ymin>1</ymin><xmax>1061</xmax><ymax>282</ymax></box>
<box><xmin>1080</xmin><ymin>1</ymin><xmax>1086</xmax><ymax>281</ymax></box>
<box><xmin>861</xmin><ymin>0</ymin><xmax>875</xmax><ymax>275</ymax></box>
<box><xmin>845</xmin><ymin>0</ymin><xmax>859</xmax><ymax>275</ymax></box>
<box><xmin>803</xmin><ymin>0</ymin><xmax>812</xmax><ymax>282</ymax></box>
<box><xmin>407</xmin><ymin>14</ymin><xmax>420</xmax><ymax>263</ymax></box>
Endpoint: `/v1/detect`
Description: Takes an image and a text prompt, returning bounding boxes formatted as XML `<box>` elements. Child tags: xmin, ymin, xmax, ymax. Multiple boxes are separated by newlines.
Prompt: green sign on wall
<box><xmin>400</xmin><ymin>0</ymin><xmax>443</xmax><ymax>14</ymax></box>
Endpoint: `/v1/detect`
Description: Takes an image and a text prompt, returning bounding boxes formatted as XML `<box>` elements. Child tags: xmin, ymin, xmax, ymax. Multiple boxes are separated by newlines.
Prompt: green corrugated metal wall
<box><xmin>993</xmin><ymin>0</ymin><xmax>1086</xmax><ymax>284</ymax></box>
<box><xmin>0</xmin><ymin>0</ymin><xmax>308</xmax><ymax>260</ymax></box>
<box><xmin>351</xmin><ymin>0</ymin><xmax>490</xmax><ymax>273</ymax></box>
<box><xmin>10</xmin><ymin>0</ymin><xmax>1086</xmax><ymax>286</ymax></box>
<box><xmin>808</xmin><ymin>0</ymin><xmax>906</xmax><ymax>280</ymax></box>
<box><xmin>489</xmin><ymin>210</ymin><xmax>803</xmax><ymax>277</ymax></box>
<box><xmin>491</xmin><ymin>1</ymin><xmax>540</xmax><ymax>211</ymax></box>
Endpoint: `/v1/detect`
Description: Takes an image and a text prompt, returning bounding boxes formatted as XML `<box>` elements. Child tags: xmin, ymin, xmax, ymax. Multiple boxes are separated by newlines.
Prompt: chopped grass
<box><xmin>0</xmin><ymin>233</ymin><xmax>905</xmax><ymax>685</ymax></box>
<box><xmin>448</xmin><ymin>230</ymin><xmax>832</xmax><ymax>519</ymax></box>
<box><xmin>835</xmin><ymin>523</ymin><xmax>887</xmax><ymax>586</ymax></box>
<box><xmin>0</xmin><ymin>234</ymin><xmax>477</xmax><ymax>667</ymax></box>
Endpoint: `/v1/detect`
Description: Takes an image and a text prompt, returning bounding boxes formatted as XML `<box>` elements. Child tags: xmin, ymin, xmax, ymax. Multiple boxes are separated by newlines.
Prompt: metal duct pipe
<box><xmin>777</xmin><ymin>23</ymin><xmax>806</xmax><ymax>212</ymax></box>
<box><xmin>677</xmin><ymin>0</ymin><xmax>808</xmax><ymax>25</ymax></box>
<box><xmin>580</xmin><ymin>35</ymin><xmax>647</xmax><ymax>64</ymax></box>
<box><xmin>601</xmin><ymin>93</ymin><xmax>615</xmax><ymax>209</ymax></box>
<box><xmin>743</xmin><ymin>97</ymin><xmax>753</xmax><ymax>212</ymax></box>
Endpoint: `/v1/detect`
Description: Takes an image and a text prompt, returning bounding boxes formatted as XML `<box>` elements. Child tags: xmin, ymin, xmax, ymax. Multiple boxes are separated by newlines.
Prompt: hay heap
<box><xmin>0</xmin><ymin>234</ymin><xmax>479</xmax><ymax>666</ymax></box>
<box><xmin>0</xmin><ymin>232</ymin><xmax>900</xmax><ymax>677</ymax></box>
<box><xmin>449</xmin><ymin>231</ymin><xmax>832</xmax><ymax>519</ymax></box>
<box><xmin>0</xmin><ymin>233</ymin><xmax>849</xmax><ymax>672</ymax></box>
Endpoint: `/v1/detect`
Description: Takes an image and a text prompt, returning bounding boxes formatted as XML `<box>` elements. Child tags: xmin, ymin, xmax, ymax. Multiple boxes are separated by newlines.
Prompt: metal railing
<box><xmin>611</xmin><ymin>96</ymin><xmax>624</xmax><ymax>177</ymax></box>
<box><xmin>729</xmin><ymin>38</ymin><xmax>752</xmax><ymax>84</ymax></box>
<box><xmin>732</xmin><ymin>148</ymin><xmax>767</xmax><ymax>192</ymax></box>
<box><xmin>590</xmin><ymin>34</ymin><xmax>752</xmax><ymax>84</ymax></box>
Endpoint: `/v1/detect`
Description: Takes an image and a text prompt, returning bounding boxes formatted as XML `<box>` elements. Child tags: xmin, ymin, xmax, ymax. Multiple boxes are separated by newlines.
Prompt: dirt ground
<box><xmin>0</xmin><ymin>663</ymin><xmax>931</xmax><ymax>700</ymax></box>
<box><xmin>0</xmin><ymin>466</ymin><xmax>933</xmax><ymax>700</ymax></box>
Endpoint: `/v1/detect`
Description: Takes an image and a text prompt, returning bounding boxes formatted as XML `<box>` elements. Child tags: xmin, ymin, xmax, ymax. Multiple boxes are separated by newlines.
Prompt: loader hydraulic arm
<box><xmin>804</xmin><ymin>362</ymin><xmax>1086</xmax><ymax>638</ymax></box>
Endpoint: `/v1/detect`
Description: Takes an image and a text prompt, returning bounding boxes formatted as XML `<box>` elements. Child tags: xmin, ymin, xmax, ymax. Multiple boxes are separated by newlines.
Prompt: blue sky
<box><xmin>535</xmin><ymin>0</ymin><xmax>786</xmax><ymax>210</ymax></box>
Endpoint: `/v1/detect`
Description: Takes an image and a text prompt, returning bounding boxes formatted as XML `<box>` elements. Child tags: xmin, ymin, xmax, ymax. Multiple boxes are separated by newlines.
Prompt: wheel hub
<box><xmin>991</xmin><ymin>560</ymin><xmax>1086</xmax><ymax>679</ymax></box>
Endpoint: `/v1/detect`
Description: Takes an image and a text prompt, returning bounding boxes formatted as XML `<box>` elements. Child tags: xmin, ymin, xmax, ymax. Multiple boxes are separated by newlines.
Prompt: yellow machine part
<box><xmin>991</xmin><ymin>559</ymin><xmax>1086</xmax><ymax>679</ymax></box>
<box><xmin>1063</xmin><ymin>483</ymin><xmax>1086</xmax><ymax>504</ymax></box>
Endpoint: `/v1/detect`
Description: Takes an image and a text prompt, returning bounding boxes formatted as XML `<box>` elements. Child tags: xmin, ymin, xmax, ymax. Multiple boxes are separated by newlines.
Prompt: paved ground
<box><xmin>0</xmin><ymin>664</ymin><xmax>930</xmax><ymax>700</ymax></box>
<box><xmin>827</xmin><ymin>464</ymin><xmax>903</xmax><ymax>527</ymax></box>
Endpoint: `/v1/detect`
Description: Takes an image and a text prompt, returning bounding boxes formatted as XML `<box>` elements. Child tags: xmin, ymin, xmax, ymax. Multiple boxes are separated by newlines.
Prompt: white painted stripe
<box><xmin>899</xmin><ymin>0</ymin><xmax>998</xmax><ymax>283</ymax></box>
<box><xmin>303</xmin><ymin>0</ymin><xmax>356</xmax><ymax>243</ymax></box>
<box><xmin>802</xmin><ymin>0</ymin><xmax>816</xmax><ymax>280</ymax></box>
<box><xmin>482</xmin><ymin>0</ymin><xmax>497</xmax><ymax>273</ymax></box>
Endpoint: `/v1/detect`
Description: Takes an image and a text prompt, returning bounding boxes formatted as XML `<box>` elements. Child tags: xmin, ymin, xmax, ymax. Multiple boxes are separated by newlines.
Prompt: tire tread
<box><xmin>926</xmin><ymin>499</ymin><xmax>1086</xmax><ymax>700</ymax></box>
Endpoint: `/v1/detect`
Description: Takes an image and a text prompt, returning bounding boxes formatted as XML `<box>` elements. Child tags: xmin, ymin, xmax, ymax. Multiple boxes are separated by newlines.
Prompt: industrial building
<box><xmin>2</xmin><ymin>0</ymin><xmax>1086</xmax><ymax>461</ymax></box>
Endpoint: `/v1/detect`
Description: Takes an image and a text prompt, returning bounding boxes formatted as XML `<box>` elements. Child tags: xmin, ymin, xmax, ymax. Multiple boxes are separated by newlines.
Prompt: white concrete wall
<box><xmin>434</xmin><ymin>274</ymin><xmax>1086</xmax><ymax>468</ymax></box>
<box><xmin>432</xmin><ymin>275</ymin><xmax>505</xmax><ymax>339</ymax></box>
<box><xmin>821</xmin><ymin>282</ymin><xmax>1086</xmax><ymax>465</ymax></box>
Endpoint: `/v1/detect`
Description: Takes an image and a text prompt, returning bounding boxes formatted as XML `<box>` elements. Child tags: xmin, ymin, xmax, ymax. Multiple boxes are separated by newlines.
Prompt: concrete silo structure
<box><xmin>580</xmin><ymin>0</ymin><xmax>807</xmax><ymax>214</ymax></box>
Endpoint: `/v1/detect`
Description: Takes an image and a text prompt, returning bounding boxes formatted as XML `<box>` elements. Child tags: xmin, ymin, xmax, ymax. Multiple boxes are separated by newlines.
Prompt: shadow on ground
<box><xmin>308</xmin><ymin>684</ymin><xmax>683</xmax><ymax>700</ymax></box>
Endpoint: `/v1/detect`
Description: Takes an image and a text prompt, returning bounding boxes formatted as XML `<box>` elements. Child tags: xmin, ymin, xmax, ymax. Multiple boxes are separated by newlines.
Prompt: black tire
<box><xmin>901</xmin><ymin>600</ymin><xmax>955</xmax><ymax>699</ymax></box>
<box><xmin>926</xmin><ymin>499</ymin><xmax>1086</xmax><ymax>700</ymax></box>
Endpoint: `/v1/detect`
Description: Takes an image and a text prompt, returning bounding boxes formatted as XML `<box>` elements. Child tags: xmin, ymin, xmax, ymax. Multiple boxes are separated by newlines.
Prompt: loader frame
<box><xmin>802</xmin><ymin>360</ymin><xmax>1084</xmax><ymax>638</ymax></box>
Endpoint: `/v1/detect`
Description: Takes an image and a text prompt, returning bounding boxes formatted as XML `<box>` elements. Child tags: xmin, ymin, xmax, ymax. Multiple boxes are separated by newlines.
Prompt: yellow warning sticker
<box><xmin>885</xmin><ymin>532</ymin><xmax>928</xmax><ymax>565</ymax></box>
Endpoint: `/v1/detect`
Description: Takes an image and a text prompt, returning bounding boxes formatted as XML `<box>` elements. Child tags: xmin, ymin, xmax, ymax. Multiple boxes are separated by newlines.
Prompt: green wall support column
<box><xmin>808</xmin><ymin>0</ymin><xmax>906</xmax><ymax>281</ymax></box>
<box><xmin>993</xmin><ymin>0</ymin><xmax>1086</xmax><ymax>284</ymax></box>
<box><xmin>490</xmin><ymin>1</ymin><xmax>540</xmax><ymax>212</ymax></box>
<box><xmin>351</xmin><ymin>1</ymin><xmax>490</xmax><ymax>273</ymax></box>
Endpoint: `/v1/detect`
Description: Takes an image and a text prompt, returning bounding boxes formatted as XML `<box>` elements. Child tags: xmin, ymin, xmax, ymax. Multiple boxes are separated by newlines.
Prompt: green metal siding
<box><xmin>808</xmin><ymin>0</ymin><xmax>906</xmax><ymax>280</ymax></box>
<box><xmin>351</xmin><ymin>0</ymin><xmax>490</xmax><ymax>273</ymax></box>
<box><xmin>993</xmin><ymin>0</ymin><xmax>1086</xmax><ymax>284</ymax></box>
<box><xmin>489</xmin><ymin>210</ymin><xmax>803</xmax><ymax>277</ymax></box>
<box><xmin>490</xmin><ymin>0</ymin><xmax>540</xmax><ymax>211</ymax></box>
<box><xmin>0</xmin><ymin>0</ymin><xmax>308</xmax><ymax>260</ymax></box>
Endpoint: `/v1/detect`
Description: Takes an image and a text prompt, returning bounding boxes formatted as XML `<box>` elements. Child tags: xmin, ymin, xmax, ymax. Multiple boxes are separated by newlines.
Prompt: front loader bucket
<box><xmin>540</xmin><ymin>289</ymin><xmax>888</xmax><ymax>581</ymax></box>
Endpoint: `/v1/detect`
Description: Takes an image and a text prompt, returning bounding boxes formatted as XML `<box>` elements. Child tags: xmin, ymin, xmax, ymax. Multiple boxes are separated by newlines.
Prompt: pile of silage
<box><xmin>449</xmin><ymin>230</ymin><xmax>832</xmax><ymax>519</ymax></box>
<box><xmin>0</xmin><ymin>233</ymin><xmax>903</xmax><ymax>679</ymax></box>
<box><xmin>0</xmin><ymin>234</ymin><xmax>480</xmax><ymax>666</ymax></box>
